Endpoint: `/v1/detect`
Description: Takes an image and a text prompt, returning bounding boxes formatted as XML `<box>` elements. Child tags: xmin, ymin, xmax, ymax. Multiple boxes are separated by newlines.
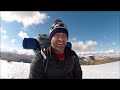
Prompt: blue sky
<box><xmin>0</xmin><ymin>11</ymin><xmax>120</xmax><ymax>55</ymax></box>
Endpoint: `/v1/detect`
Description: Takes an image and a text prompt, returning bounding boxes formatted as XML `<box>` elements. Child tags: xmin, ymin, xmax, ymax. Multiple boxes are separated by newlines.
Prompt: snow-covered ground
<box><xmin>0</xmin><ymin>60</ymin><xmax>120</xmax><ymax>79</ymax></box>
<box><xmin>81</xmin><ymin>61</ymin><xmax>120</xmax><ymax>79</ymax></box>
<box><xmin>0</xmin><ymin>60</ymin><xmax>30</xmax><ymax>79</ymax></box>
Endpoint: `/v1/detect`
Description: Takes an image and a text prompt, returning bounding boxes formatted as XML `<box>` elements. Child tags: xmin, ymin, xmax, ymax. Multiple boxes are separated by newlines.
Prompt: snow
<box><xmin>81</xmin><ymin>61</ymin><xmax>120</xmax><ymax>79</ymax></box>
<box><xmin>0</xmin><ymin>60</ymin><xmax>120</xmax><ymax>79</ymax></box>
<box><xmin>0</xmin><ymin>60</ymin><xmax>30</xmax><ymax>79</ymax></box>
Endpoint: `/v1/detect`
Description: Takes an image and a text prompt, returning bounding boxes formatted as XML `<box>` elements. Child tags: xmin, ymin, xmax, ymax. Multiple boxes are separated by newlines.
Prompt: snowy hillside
<box><xmin>0</xmin><ymin>60</ymin><xmax>120</xmax><ymax>79</ymax></box>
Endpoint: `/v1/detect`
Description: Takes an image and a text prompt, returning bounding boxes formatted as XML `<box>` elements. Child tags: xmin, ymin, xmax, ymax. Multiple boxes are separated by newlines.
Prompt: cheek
<box><xmin>65</xmin><ymin>39</ymin><xmax>67</xmax><ymax>43</ymax></box>
<box><xmin>63</xmin><ymin>39</ymin><xmax>68</xmax><ymax>45</ymax></box>
<box><xmin>51</xmin><ymin>37</ymin><xmax>68</xmax><ymax>46</ymax></box>
<box><xmin>51</xmin><ymin>38</ymin><xmax>57</xmax><ymax>46</ymax></box>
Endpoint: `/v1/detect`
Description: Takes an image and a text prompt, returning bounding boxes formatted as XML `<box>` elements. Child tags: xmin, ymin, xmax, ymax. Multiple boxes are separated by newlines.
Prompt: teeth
<box><xmin>58</xmin><ymin>44</ymin><xmax>64</xmax><ymax>46</ymax></box>
<box><xmin>58</xmin><ymin>43</ymin><xmax>63</xmax><ymax>44</ymax></box>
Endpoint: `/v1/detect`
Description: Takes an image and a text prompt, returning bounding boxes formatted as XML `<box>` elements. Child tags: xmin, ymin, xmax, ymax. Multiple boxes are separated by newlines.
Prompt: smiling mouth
<box><xmin>58</xmin><ymin>44</ymin><xmax>64</xmax><ymax>46</ymax></box>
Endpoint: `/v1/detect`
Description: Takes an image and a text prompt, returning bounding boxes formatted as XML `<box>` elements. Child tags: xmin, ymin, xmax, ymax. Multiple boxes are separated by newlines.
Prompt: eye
<box><xmin>62</xmin><ymin>34</ymin><xmax>67</xmax><ymax>38</ymax></box>
<box><xmin>55</xmin><ymin>33</ymin><xmax>60</xmax><ymax>37</ymax></box>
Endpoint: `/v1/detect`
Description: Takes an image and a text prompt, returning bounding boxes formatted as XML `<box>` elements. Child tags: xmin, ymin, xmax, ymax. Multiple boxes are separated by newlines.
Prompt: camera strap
<box><xmin>40</xmin><ymin>47</ymin><xmax>49</xmax><ymax>73</ymax></box>
<box><xmin>41</xmin><ymin>48</ymin><xmax>47</xmax><ymax>60</ymax></box>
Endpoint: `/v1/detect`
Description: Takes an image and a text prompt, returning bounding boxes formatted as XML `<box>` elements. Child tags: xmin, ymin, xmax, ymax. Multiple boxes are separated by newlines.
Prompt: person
<box><xmin>29</xmin><ymin>19</ymin><xmax>82</xmax><ymax>79</ymax></box>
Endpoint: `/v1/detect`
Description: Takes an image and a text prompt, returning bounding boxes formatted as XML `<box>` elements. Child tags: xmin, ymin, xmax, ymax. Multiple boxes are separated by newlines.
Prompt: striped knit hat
<box><xmin>49</xmin><ymin>19</ymin><xmax>68</xmax><ymax>40</ymax></box>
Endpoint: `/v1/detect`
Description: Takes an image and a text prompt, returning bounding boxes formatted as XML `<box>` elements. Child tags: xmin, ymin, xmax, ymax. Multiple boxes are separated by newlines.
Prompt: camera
<box><xmin>23</xmin><ymin>34</ymin><xmax>50</xmax><ymax>50</ymax></box>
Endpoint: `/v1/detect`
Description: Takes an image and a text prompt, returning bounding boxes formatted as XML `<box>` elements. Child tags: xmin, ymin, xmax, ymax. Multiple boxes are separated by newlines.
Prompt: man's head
<box><xmin>49</xmin><ymin>19</ymin><xmax>68</xmax><ymax>53</ymax></box>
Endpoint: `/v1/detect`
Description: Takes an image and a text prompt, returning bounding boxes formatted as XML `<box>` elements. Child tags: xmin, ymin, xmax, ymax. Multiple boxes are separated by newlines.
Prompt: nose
<box><xmin>58</xmin><ymin>36</ymin><xmax>64</xmax><ymax>41</ymax></box>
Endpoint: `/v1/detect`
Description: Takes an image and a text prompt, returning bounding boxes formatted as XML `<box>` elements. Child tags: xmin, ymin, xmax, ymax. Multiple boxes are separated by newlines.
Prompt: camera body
<box><xmin>23</xmin><ymin>34</ymin><xmax>50</xmax><ymax>50</ymax></box>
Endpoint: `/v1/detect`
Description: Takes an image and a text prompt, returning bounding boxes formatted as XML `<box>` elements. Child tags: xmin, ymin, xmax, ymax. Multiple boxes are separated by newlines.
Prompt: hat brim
<box><xmin>49</xmin><ymin>28</ymin><xmax>68</xmax><ymax>40</ymax></box>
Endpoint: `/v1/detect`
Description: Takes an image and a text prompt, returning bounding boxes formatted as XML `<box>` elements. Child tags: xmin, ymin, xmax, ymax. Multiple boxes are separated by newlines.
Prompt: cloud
<box><xmin>72</xmin><ymin>41</ymin><xmax>89</xmax><ymax>52</ymax></box>
<box><xmin>1</xmin><ymin>27</ymin><xmax>8</xmax><ymax>40</ymax></box>
<box><xmin>116</xmin><ymin>49</ymin><xmax>120</xmax><ymax>54</ymax></box>
<box><xmin>2</xmin><ymin>35</ymin><xmax>8</xmax><ymax>39</ymax></box>
<box><xmin>18</xmin><ymin>31</ymin><xmax>29</xmax><ymax>39</ymax></box>
<box><xmin>71</xmin><ymin>39</ymin><xmax>119</xmax><ymax>57</ymax></box>
<box><xmin>0</xmin><ymin>27</ymin><xmax>6</xmax><ymax>34</ymax></box>
<box><xmin>112</xmin><ymin>42</ymin><xmax>116</xmax><ymax>45</ymax></box>
<box><xmin>11</xmin><ymin>39</ymin><xmax>15</xmax><ymax>43</ymax></box>
<box><xmin>90</xmin><ymin>47</ymin><xmax>96</xmax><ymax>51</ymax></box>
<box><xmin>1</xmin><ymin>47</ymin><xmax>34</xmax><ymax>55</ymax></box>
<box><xmin>71</xmin><ymin>37</ymin><xmax>77</xmax><ymax>42</ymax></box>
<box><xmin>104</xmin><ymin>50</ymin><xmax>114</xmax><ymax>54</ymax></box>
<box><xmin>1</xmin><ymin>11</ymin><xmax>50</xmax><ymax>28</ymax></box>
<box><xmin>71</xmin><ymin>38</ymin><xmax>98</xmax><ymax>52</ymax></box>
<box><xmin>17</xmin><ymin>49</ymin><xmax>34</xmax><ymax>55</ymax></box>
<box><xmin>86</xmin><ymin>40</ymin><xmax>98</xmax><ymax>46</ymax></box>
<box><xmin>78</xmin><ymin>49</ymin><xmax>119</xmax><ymax>58</ymax></box>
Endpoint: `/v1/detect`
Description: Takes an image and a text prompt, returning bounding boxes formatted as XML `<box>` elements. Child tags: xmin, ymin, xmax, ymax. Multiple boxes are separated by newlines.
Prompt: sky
<box><xmin>0</xmin><ymin>11</ymin><xmax>120</xmax><ymax>55</ymax></box>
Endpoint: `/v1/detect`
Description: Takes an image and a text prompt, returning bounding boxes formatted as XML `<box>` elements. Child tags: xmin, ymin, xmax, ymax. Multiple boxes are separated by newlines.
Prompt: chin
<box><xmin>56</xmin><ymin>47</ymin><xmax>64</xmax><ymax>52</ymax></box>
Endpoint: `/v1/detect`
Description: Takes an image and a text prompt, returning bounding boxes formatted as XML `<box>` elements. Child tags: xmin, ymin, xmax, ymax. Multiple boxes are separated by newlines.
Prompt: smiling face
<box><xmin>51</xmin><ymin>33</ymin><xmax>68</xmax><ymax>54</ymax></box>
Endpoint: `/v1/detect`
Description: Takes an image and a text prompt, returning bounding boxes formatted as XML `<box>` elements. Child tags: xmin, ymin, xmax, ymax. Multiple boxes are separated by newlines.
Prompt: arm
<box><xmin>72</xmin><ymin>53</ymin><xmax>83</xmax><ymax>79</ymax></box>
<box><xmin>29</xmin><ymin>55</ymin><xmax>44</xmax><ymax>79</ymax></box>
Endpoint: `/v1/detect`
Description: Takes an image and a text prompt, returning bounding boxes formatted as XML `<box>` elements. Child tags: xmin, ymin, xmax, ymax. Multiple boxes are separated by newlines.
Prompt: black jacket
<box><xmin>29</xmin><ymin>46</ymin><xmax>82</xmax><ymax>79</ymax></box>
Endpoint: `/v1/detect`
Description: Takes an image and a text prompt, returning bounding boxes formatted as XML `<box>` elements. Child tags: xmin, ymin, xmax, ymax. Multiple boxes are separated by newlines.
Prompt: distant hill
<box><xmin>79</xmin><ymin>55</ymin><xmax>120</xmax><ymax>65</ymax></box>
<box><xmin>0</xmin><ymin>51</ymin><xmax>34</xmax><ymax>63</ymax></box>
<box><xmin>0</xmin><ymin>51</ymin><xmax>119</xmax><ymax>64</ymax></box>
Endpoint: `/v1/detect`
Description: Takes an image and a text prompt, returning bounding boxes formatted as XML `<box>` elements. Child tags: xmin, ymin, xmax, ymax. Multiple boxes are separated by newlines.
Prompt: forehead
<box><xmin>54</xmin><ymin>33</ymin><xmax>66</xmax><ymax>35</ymax></box>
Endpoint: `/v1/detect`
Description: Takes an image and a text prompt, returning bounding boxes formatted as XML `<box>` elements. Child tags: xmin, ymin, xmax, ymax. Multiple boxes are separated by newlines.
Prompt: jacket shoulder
<box><xmin>65</xmin><ymin>47</ymin><xmax>77</xmax><ymax>57</ymax></box>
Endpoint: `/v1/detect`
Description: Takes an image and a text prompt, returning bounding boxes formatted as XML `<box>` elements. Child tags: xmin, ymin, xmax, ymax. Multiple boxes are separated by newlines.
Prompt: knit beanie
<box><xmin>49</xmin><ymin>19</ymin><xmax>68</xmax><ymax>40</ymax></box>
